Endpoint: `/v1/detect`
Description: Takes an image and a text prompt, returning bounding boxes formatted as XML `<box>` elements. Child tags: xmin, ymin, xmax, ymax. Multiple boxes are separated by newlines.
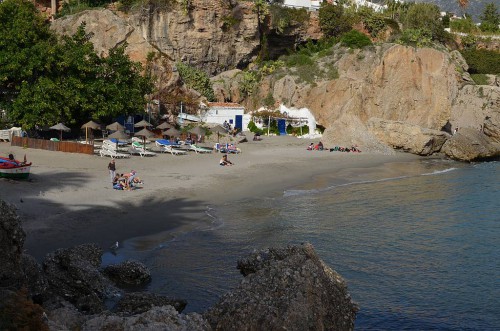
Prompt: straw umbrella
<box><xmin>162</xmin><ymin>128</ymin><xmax>181</xmax><ymax>142</ymax></box>
<box><xmin>81</xmin><ymin>120</ymin><xmax>101</xmax><ymax>144</ymax></box>
<box><xmin>49</xmin><ymin>123</ymin><xmax>71</xmax><ymax>141</ymax></box>
<box><xmin>156</xmin><ymin>122</ymin><xmax>174</xmax><ymax>130</ymax></box>
<box><xmin>210</xmin><ymin>125</ymin><xmax>228</xmax><ymax>143</ymax></box>
<box><xmin>106</xmin><ymin>122</ymin><xmax>125</xmax><ymax>132</ymax></box>
<box><xmin>188</xmin><ymin>125</ymin><xmax>207</xmax><ymax>143</ymax></box>
<box><xmin>134</xmin><ymin>128</ymin><xmax>155</xmax><ymax>148</ymax></box>
<box><xmin>108</xmin><ymin>130</ymin><xmax>129</xmax><ymax>150</ymax></box>
<box><xmin>134</xmin><ymin>119</ymin><xmax>152</xmax><ymax>128</ymax></box>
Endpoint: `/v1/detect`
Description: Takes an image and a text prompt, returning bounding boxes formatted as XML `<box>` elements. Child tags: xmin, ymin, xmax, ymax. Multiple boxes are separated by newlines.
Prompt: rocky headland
<box><xmin>49</xmin><ymin>3</ymin><xmax>500</xmax><ymax>162</ymax></box>
<box><xmin>0</xmin><ymin>199</ymin><xmax>358</xmax><ymax>330</ymax></box>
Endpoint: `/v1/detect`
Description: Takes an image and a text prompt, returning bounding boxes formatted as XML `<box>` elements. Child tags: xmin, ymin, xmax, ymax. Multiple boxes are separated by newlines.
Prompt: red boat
<box><xmin>0</xmin><ymin>155</ymin><xmax>32</xmax><ymax>179</ymax></box>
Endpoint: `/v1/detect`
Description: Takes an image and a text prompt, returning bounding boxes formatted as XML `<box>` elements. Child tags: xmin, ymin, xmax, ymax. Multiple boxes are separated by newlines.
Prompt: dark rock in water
<box><xmin>442</xmin><ymin>127</ymin><xmax>500</xmax><ymax>161</ymax></box>
<box><xmin>42</xmin><ymin>243</ymin><xmax>117</xmax><ymax>313</ymax></box>
<box><xmin>0</xmin><ymin>200</ymin><xmax>26</xmax><ymax>289</ymax></box>
<box><xmin>205</xmin><ymin>243</ymin><xmax>358</xmax><ymax>331</ymax></box>
<box><xmin>114</xmin><ymin>292</ymin><xmax>187</xmax><ymax>315</ymax></box>
<box><xmin>103</xmin><ymin>260</ymin><xmax>152</xmax><ymax>287</ymax></box>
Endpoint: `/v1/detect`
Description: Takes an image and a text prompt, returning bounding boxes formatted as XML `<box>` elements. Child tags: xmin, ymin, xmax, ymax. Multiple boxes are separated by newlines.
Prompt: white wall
<box><xmin>202</xmin><ymin>107</ymin><xmax>245</xmax><ymax>126</ymax></box>
<box><xmin>279</xmin><ymin>104</ymin><xmax>317</xmax><ymax>134</ymax></box>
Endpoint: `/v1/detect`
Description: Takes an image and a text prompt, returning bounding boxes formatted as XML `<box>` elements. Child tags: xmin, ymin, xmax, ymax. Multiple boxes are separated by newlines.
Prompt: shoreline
<box><xmin>0</xmin><ymin>137</ymin><xmax>423</xmax><ymax>260</ymax></box>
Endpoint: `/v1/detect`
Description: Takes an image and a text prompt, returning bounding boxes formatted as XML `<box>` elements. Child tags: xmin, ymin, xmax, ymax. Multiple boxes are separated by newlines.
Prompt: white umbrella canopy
<box><xmin>106</xmin><ymin>122</ymin><xmax>125</xmax><ymax>131</ymax></box>
<box><xmin>49</xmin><ymin>123</ymin><xmax>71</xmax><ymax>141</ymax></box>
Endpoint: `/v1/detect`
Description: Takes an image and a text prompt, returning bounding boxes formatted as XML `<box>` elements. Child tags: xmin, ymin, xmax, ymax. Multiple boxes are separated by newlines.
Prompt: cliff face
<box><xmin>50</xmin><ymin>6</ymin><xmax>500</xmax><ymax>161</ymax></box>
<box><xmin>51</xmin><ymin>1</ymin><xmax>261</xmax><ymax>74</ymax></box>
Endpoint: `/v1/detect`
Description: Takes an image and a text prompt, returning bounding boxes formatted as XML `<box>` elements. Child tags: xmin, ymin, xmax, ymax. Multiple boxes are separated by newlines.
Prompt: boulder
<box><xmin>441</xmin><ymin>128</ymin><xmax>500</xmax><ymax>161</ymax></box>
<box><xmin>42</xmin><ymin>244</ymin><xmax>116</xmax><ymax>313</ymax></box>
<box><xmin>205</xmin><ymin>243</ymin><xmax>358</xmax><ymax>331</ymax></box>
<box><xmin>367</xmin><ymin>118</ymin><xmax>449</xmax><ymax>155</ymax></box>
<box><xmin>20</xmin><ymin>254</ymin><xmax>48</xmax><ymax>300</ymax></box>
<box><xmin>114</xmin><ymin>292</ymin><xmax>187</xmax><ymax>315</ymax></box>
<box><xmin>103</xmin><ymin>260</ymin><xmax>152</xmax><ymax>287</ymax></box>
<box><xmin>0</xmin><ymin>200</ymin><xmax>26</xmax><ymax>289</ymax></box>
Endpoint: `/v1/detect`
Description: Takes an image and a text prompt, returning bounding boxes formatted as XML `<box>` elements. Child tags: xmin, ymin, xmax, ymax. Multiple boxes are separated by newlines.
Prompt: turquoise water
<box><xmin>114</xmin><ymin>159</ymin><xmax>499</xmax><ymax>330</ymax></box>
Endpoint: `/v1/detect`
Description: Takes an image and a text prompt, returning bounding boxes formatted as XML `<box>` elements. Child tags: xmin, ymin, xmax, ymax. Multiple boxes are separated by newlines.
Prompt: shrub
<box><xmin>397</xmin><ymin>28</ymin><xmax>433</xmax><ymax>47</ymax></box>
<box><xmin>282</xmin><ymin>53</ymin><xmax>314</xmax><ymax>67</ymax></box>
<box><xmin>176</xmin><ymin>62</ymin><xmax>215</xmax><ymax>101</ymax></box>
<box><xmin>461</xmin><ymin>49</ymin><xmax>500</xmax><ymax>74</ymax></box>
<box><xmin>471</xmin><ymin>74</ymin><xmax>489</xmax><ymax>85</ymax></box>
<box><xmin>450</xmin><ymin>17</ymin><xmax>480</xmax><ymax>33</ymax></box>
<box><xmin>319</xmin><ymin>3</ymin><xmax>352</xmax><ymax>37</ymax></box>
<box><xmin>340</xmin><ymin>30</ymin><xmax>372</xmax><ymax>48</ymax></box>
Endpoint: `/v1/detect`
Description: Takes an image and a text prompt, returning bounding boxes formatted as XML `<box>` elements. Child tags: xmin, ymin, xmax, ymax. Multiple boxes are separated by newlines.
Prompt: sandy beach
<box><xmin>0</xmin><ymin>136</ymin><xmax>421</xmax><ymax>260</ymax></box>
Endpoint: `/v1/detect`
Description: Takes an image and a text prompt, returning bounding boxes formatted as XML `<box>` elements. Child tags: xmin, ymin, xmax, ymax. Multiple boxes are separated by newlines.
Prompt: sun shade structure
<box><xmin>49</xmin><ymin>123</ymin><xmax>71</xmax><ymax>141</ymax></box>
<box><xmin>106</xmin><ymin>122</ymin><xmax>125</xmax><ymax>132</ymax></box>
<box><xmin>156</xmin><ymin>122</ymin><xmax>174</xmax><ymax>130</ymax></box>
<box><xmin>134</xmin><ymin>128</ymin><xmax>155</xmax><ymax>147</ymax></box>
<box><xmin>210</xmin><ymin>124</ymin><xmax>228</xmax><ymax>143</ymax></box>
<box><xmin>188</xmin><ymin>126</ymin><xmax>206</xmax><ymax>136</ymax></box>
<box><xmin>134</xmin><ymin>119</ymin><xmax>153</xmax><ymax>128</ymax></box>
<box><xmin>163</xmin><ymin>128</ymin><xmax>181</xmax><ymax>138</ymax></box>
<box><xmin>81</xmin><ymin>120</ymin><xmax>101</xmax><ymax>144</ymax></box>
<box><xmin>108</xmin><ymin>130</ymin><xmax>129</xmax><ymax>149</ymax></box>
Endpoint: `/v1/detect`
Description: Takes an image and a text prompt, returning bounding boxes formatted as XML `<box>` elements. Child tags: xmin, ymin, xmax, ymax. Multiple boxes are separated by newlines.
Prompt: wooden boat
<box><xmin>0</xmin><ymin>155</ymin><xmax>31</xmax><ymax>179</ymax></box>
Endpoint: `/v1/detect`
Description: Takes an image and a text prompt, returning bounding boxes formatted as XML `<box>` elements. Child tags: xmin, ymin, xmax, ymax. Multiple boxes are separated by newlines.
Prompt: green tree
<box><xmin>176</xmin><ymin>62</ymin><xmax>215</xmax><ymax>101</ymax></box>
<box><xmin>318</xmin><ymin>3</ymin><xmax>351</xmax><ymax>38</ymax></box>
<box><xmin>479</xmin><ymin>3</ymin><xmax>499</xmax><ymax>32</ymax></box>
<box><xmin>0</xmin><ymin>0</ymin><xmax>56</xmax><ymax>112</ymax></box>
<box><xmin>9</xmin><ymin>23</ymin><xmax>152</xmax><ymax>128</ymax></box>
<box><xmin>402</xmin><ymin>3</ymin><xmax>445</xmax><ymax>42</ymax></box>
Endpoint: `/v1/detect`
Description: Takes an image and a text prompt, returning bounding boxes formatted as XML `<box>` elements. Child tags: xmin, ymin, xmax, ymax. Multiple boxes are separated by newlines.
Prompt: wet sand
<box><xmin>0</xmin><ymin>136</ymin><xmax>420</xmax><ymax>260</ymax></box>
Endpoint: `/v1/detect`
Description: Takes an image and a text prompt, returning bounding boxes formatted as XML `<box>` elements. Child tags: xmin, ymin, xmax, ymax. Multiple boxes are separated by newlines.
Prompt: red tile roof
<box><xmin>208</xmin><ymin>102</ymin><xmax>244</xmax><ymax>108</ymax></box>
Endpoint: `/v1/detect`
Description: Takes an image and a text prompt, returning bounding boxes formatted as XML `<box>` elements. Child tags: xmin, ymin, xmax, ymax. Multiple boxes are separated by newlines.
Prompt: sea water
<box><xmin>112</xmin><ymin>158</ymin><xmax>499</xmax><ymax>330</ymax></box>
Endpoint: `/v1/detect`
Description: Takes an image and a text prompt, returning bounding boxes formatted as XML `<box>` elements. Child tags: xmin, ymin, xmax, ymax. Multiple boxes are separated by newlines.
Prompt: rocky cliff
<box><xmin>50</xmin><ymin>4</ymin><xmax>500</xmax><ymax>161</ymax></box>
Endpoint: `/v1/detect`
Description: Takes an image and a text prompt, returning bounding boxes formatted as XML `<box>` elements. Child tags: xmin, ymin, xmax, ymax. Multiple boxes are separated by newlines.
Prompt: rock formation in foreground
<box><xmin>0</xmin><ymin>200</ymin><xmax>358</xmax><ymax>330</ymax></box>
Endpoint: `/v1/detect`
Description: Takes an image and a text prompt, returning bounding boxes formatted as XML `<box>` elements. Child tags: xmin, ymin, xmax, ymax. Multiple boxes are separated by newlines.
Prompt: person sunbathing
<box><xmin>219</xmin><ymin>154</ymin><xmax>233</xmax><ymax>166</ymax></box>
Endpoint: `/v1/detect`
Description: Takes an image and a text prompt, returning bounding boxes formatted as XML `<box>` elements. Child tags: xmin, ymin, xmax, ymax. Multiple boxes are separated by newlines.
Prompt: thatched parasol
<box><xmin>106</xmin><ymin>122</ymin><xmax>125</xmax><ymax>132</ymax></box>
<box><xmin>156</xmin><ymin>122</ymin><xmax>174</xmax><ymax>130</ymax></box>
<box><xmin>81</xmin><ymin>120</ymin><xmax>101</xmax><ymax>144</ymax></box>
<box><xmin>162</xmin><ymin>127</ymin><xmax>181</xmax><ymax>138</ymax></box>
<box><xmin>49</xmin><ymin>123</ymin><xmax>71</xmax><ymax>141</ymax></box>
<box><xmin>134</xmin><ymin>119</ymin><xmax>153</xmax><ymax>128</ymax></box>
<box><xmin>134</xmin><ymin>127</ymin><xmax>155</xmax><ymax>147</ymax></box>
<box><xmin>108</xmin><ymin>130</ymin><xmax>129</xmax><ymax>149</ymax></box>
<box><xmin>210</xmin><ymin>125</ymin><xmax>228</xmax><ymax>143</ymax></box>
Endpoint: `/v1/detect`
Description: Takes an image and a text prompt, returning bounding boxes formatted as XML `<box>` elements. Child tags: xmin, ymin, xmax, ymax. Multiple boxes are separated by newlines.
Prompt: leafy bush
<box><xmin>340</xmin><ymin>30</ymin><xmax>372</xmax><ymax>48</ymax></box>
<box><xmin>356</xmin><ymin>6</ymin><xmax>386</xmax><ymax>37</ymax></box>
<box><xmin>176</xmin><ymin>62</ymin><xmax>215</xmax><ymax>101</ymax></box>
<box><xmin>263</xmin><ymin>92</ymin><xmax>275</xmax><ymax>108</ymax></box>
<box><xmin>460</xmin><ymin>49</ymin><xmax>500</xmax><ymax>74</ymax></box>
<box><xmin>319</xmin><ymin>3</ymin><xmax>352</xmax><ymax>37</ymax></box>
<box><xmin>269</xmin><ymin>5</ymin><xmax>309</xmax><ymax>34</ymax></box>
<box><xmin>397</xmin><ymin>28</ymin><xmax>433</xmax><ymax>47</ymax></box>
<box><xmin>471</xmin><ymin>74</ymin><xmax>489</xmax><ymax>85</ymax></box>
<box><xmin>450</xmin><ymin>17</ymin><xmax>480</xmax><ymax>33</ymax></box>
<box><xmin>294</xmin><ymin>63</ymin><xmax>322</xmax><ymax>84</ymax></box>
<box><xmin>0</xmin><ymin>288</ymin><xmax>49</xmax><ymax>331</ymax></box>
<box><xmin>247</xmin><ymin>121</ymin><xmax>264</xmax><ymax>134</ymax></box>
<box><xmin>239</xmin><ymin>71</ymin><xmax>259</xmax><ymax>97</ymax></box>
<box><xmin>282</xmin><ymin>53</ymin><xmax>314</xmax><ymax>67</ymax></box>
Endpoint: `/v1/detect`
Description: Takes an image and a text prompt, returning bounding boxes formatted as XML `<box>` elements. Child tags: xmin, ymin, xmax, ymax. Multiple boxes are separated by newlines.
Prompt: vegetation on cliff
<box><xmin>0</xmin><ymin>0</ymin><xmax>152</xmax><ymax>129</ymax></box>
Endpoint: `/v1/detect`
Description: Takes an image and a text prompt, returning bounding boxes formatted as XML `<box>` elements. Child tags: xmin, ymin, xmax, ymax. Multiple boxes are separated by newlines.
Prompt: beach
<box><xmin>0</xmin><ymin>136</ymin><xmax>420</xmax><ymax>260</ymax></box>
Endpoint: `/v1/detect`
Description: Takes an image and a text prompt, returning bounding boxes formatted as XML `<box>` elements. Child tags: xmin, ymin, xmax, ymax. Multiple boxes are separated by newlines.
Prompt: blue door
<box><xmin>235</xmin><ymin>115</ymin><xmax>243</xmax><ymax>131</ymax></box>
<box><xmin>278</xmin><ymin>119</ymin><xmax>287</xmax><ymax>135</ymax></box>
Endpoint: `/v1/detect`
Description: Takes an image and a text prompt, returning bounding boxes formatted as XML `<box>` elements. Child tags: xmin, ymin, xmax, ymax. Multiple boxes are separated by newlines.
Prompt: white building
<box><xmin>283</xmin><ymin>0</ymin><xmax>386</xmax><ymax>12</ymax></box>
<box><xmin>200</xmin><ymin>102</ymin><xmax>246</xmax><ymax>130</ymax></box>
<box><xmin>279</xmin><ymin>104</ymin><xmax>317</xmax><ymax>134</ymax></box>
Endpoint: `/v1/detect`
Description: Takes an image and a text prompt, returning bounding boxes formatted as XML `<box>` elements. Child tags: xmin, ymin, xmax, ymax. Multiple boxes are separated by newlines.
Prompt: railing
<box><xmin>10</xmin><ymin>136</ymin><xmax>94</xmax><ymax>155</ymax></box>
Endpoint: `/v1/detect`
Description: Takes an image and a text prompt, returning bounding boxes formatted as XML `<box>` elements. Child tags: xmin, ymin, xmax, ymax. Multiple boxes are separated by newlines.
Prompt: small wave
<box><xmin>283</xmin><ymin>175</ymin><xmax>410</xmax><ymax>197</ymax></box>
<box><xmin>421</xmin><ymin>168</ymin><xmax>457</xmax><ymax>176</ymax></box>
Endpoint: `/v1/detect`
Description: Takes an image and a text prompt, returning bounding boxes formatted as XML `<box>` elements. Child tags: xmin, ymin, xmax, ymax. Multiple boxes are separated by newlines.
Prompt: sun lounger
<box><xmin>160</xmin><ymin>145</ymin><xmax>187</xmax><ymax>155</ymax></box>
<box><xmin>128</xmin><ymin>146</ymin><xmax>157</xmax><ymax>157</ymax></box>
<box><xmin>156</xmin><ymin>139</ymin><xmax>180</xmax><ymax>147</ymax></box>
<box><xmin>109</xmin><ymin>138</ymin><xmax>128</xmax><ymax>146</ymax></box>
<box><xmin>99</xmin><ymin>145</ymin><xmax>130</xmax><ymax>158</ymax></box>
<box><xmin>189</xmin><ymin>144</ymin><xmax>213</xmax><ymax>154</ymax></box>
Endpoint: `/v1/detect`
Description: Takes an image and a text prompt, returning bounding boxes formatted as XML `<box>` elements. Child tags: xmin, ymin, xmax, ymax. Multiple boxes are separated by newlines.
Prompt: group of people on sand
<box><xmin>108</xmin><ymin>159</ymin><xmax>143</xmax><ymax>191</ymax></box>
<box><xmin>307</xmin><ymin>142</ymin><xmax>361</xmax><ymax>153</ymax></box>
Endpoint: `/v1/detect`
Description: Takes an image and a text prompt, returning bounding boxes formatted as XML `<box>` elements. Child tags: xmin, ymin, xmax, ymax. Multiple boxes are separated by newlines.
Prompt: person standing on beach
<box><xmin>108</xmin><ymin>159</ymin><xmax>116</xmax><ymax>183</ymax></box>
